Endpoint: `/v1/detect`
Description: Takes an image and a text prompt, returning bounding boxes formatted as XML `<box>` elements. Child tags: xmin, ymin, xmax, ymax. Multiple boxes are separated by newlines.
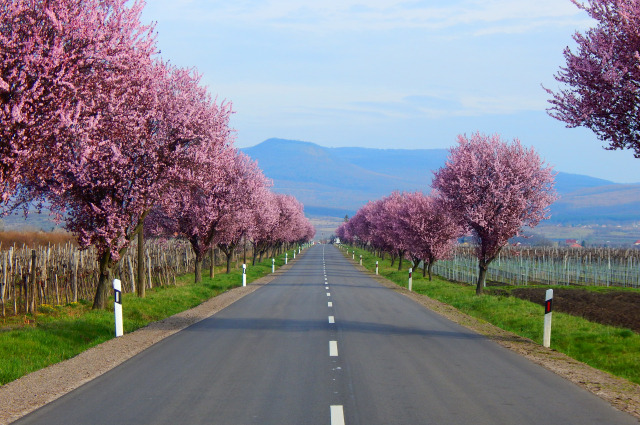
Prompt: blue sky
<box><xmin>141</xmin><ymin>0</ymin><xmax>640</xmax><ymax>183</ymax></box>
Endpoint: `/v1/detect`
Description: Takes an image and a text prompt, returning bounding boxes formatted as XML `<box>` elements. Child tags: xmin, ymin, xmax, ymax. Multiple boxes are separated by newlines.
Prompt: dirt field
<box><xmin>507</xmin><ymin>287</ymin><xmax>640</xmax><ymax>333</ymax></box>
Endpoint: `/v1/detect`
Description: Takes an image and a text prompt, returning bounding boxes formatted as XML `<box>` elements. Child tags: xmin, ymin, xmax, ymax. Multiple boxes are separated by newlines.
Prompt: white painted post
<box><xmin>272</xmin><ymin>258</ymin><xmax>275</xmax><ymax>273</ymax></box>
<box><xmin>359</xmin><ymin>255</ymin><xmax>362</xmax><ymax>266</ymax></box>
<box><xmin>293</xmin><ymin>251</ymin><xmax>296</xmax><ymax>259</ymax></box>
<box><xmin>352</xmin><ymin>252</ymin><xmax>354</xmax><ymax>259</ymax></box>
<box><xmin>285</xmin><ymin>253</ymin><xmax>288</xmax><ymax>264</ymax></box>
<box><xmin>543</xmin><ymin>289</ymin><xmax>553</xmax><ymax>347</ymax></box>
<box><xmin>113</xmin><ymin>279</ymin><xmax>123</xmax><ymax>337</ymax></box>
<box><xmin>242</xmin><ymin>264</ymin><xmax>247</xmax><ymax>287</ymax></box>
<box><xmin>376</xmin><ymin>261</ymin><xmax>379</xmax><ymax>275</ymax></box>
<box><xmin>408</xmin><ymin>268</ymin><xmax>413</xmax><ymax>292</ymax></box>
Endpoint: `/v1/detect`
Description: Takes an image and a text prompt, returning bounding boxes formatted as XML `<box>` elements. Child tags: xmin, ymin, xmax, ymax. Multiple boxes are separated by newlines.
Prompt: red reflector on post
<box><xmin>545</xmin><ymin>299</ymin><xmax>553</xmax><ymax>314</ymax></box>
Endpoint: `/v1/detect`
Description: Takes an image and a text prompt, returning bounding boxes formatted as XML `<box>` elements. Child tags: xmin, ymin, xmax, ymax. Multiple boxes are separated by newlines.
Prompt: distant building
<box><xmin>565</xmin><ymin>239</ymin><xmax>577</xmax><ymax>244</ymax></box>
<box><xmin>569</xmin><ymin>243</ymin><xmax>583</xmax><ymax>248</ymax></box>
<box><xmin>634</xmin><ymin>240</ymin><xmax>640</xmax><ymax>246</ymax></box>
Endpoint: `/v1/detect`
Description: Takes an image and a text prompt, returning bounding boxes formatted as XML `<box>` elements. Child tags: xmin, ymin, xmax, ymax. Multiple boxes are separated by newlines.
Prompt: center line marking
<box><xmin>329</xmin><ymin>341</ymin><xmax>338</xmax><ymax>356</ymax></box>
<box><xmin>328</xmin><ymin>316</ymin><xmax>335</xmax><ymax>323</ymax></box>
<box><xmin>328</xmin><ymin>302</ymin><xmax>333</xmax><ymax>307</ymax></box>
<box><xmin>327</xmin><ymin>292</ymin><xmax>331</xmax><ymax>296</ymax></box>
<box><xmin>330</xmin><ymin>406</ymin><xmax>345</xmax><ymax>425</ymax></box>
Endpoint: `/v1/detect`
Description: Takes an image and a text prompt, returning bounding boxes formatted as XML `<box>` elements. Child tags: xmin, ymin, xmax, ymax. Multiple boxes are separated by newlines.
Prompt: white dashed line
<box><xmin>329</xmin><ymin>341</ymin><xmax>339</xmax><ymax>356</ymax></box>
<box><xmin>328</xmin><ymin>302</ymin><xmax>333</xmax><ymax>307</ymax></box>
<box><xmin>328</xmin><ymin>316</ymin><xmax>335</xmax><ymax>323</ymax></box>
<box><xmin>327</xmin><ymin>293</ymin><xmax>331</xmax><ymax>297</ymax></box>
<box><xmin>330</xmin><ymin>406</ymin><xmax>345</xmax><ymax>425</ymax></box>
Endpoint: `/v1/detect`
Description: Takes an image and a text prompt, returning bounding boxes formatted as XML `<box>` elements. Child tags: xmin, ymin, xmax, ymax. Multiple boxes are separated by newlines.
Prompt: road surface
<box><xmin>15</xmin><ymin>244</ymin><xmax>638</xmax><ymax>424</ymax></box>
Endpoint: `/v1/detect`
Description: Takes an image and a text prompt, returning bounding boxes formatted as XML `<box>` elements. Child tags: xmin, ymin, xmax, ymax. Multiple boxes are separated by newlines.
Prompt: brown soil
<box><xmin>507</xmin><ymin>288</ymin><xmax>640</xmax><ymax>333</ymax></box>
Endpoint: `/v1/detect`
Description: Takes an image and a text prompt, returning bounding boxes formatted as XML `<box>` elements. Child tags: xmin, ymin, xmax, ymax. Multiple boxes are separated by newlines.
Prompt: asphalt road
<box><xmin>15</xmin><ymin>244</ymin><xmax>638</xmax><ymax>424</ymax></box>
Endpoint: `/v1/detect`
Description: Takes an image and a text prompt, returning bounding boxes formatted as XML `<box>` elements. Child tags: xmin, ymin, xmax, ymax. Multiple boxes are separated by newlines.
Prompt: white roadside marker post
<box><xmin>376</xmin><ymin>261</ymin><xmax>379</xmax><ymax>275</ymax></box>
<box><xmin>242</xmin><ymin>264</ymin><xmax>247</xmax><ymax>287</ymax></box>
<box><xmin>294</xmin><ymin>251</ymin><xmax>296</xmax><ymax>259</ymax></box>
<box><xmin>285</xmin><ymin>253</ymin><xmax>288</xmax><ymax>264</ymax></box>
<box><xmin>113</xmin><ymin>279</ymin><xmax>123</xmax><ymax>337</ymax></box>
<box><xmin>408</xmin><ymin>268</ymin><xmax>413</xmax><ymax>292</ymax></box>
<box><xmin>352</xmin><ymin>252</ymin><xmax>354</xmax><ymax>259</ymax></box>
<box><xmin>272</xmin><ymin>258</ymin><xmax>275</xmax><ymax>273</ymax></box>
<box><xmin>359</xmin><ymin>255</ymin><xmax>362</xmax><ymax>266</ymax></box>
<box><xmin>543</xmin><ymin>289</ymin><xmax>553</xmax><ymax>348</ymax></box>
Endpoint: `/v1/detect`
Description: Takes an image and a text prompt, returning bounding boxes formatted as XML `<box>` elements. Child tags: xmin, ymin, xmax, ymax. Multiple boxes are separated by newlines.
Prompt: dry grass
<box><xmin>0</xmin><ymin>231</ymin><xmax>77</xmax><ymax>249</ymax></box>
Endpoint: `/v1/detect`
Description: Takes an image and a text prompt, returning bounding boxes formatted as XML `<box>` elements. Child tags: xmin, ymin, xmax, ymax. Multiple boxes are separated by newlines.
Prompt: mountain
<box><xmin>549</xmin><ymin>184</ymin><xmax>640</xmax><ymax>223</ymax></box>
<box><xmin>2</xmin><ymin>138</ymin><xmax>635</xmax><ymax>231</ymax></box>
<box><xmin>242</xmin><ymin>138</ymin><xmax>640</xmax><ymax>223</ymax></box>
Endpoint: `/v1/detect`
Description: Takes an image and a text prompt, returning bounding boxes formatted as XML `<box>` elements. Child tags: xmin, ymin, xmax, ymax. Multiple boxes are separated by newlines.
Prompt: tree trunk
<box><xmin>390</xmin><ymin>253</ymin><xmax>395</xmax><ymax>267</ymax></box>
<box><xmin>243</xmin><ymin>241</ymin><xmax>247</xmax><ymax>265</ymax></box>
<box><xmin>92</xmin><ymin>251</ymin><xmax>112</xmax><ymax>310</ymax></box>
<box><xmin>427</xmin><ymin>261</ymin><xmax>433</xmax><ymax>281</ymax></box>
<box><xmin>226</xmin><ymin>251</ymin><xmax>232</xmax><ymax>274</ymax></box>
<box><xmin>209</xmin><ymin>247</ymin><xmax>215</xmax><ymax>278</ymax></box>
<box><xmin>252</xmin><ymin>246</ymin><xmax>258</xmax><ymax>266</ymax></box>
<box><xmin>137</xmin><ymin>229</ymin><xmax>145</xmax><ymax>298</ymax></box>
<box><xmin>476</xmin><ymin>261</ymin><xmax>488</xmax><ymax>295</ymax></box>
<box><xmin>194</xmin><ymin>257</ymin><xmax>203</xmax><ymax>283</ymax></box>
<box><xmin>397</xmin><ymin>251</ymin><xmax>404</xmax><ymax>271</ymax></box>
<box><xmin>422</xmin><ymin>263</ymin><xmax>427</xmax><ymax>277</ymax></box>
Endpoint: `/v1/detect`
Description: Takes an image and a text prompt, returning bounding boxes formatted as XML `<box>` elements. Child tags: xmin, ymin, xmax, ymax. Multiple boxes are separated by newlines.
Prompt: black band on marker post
<box><xmin>545</xmin><ymin>299</ymin><xmax>552</xmax><ymax>314</ymax></box>
<box><xmin>114</xmin><ymin>289</ymin><xmax>122</xmax><ymax>305</ymax></box>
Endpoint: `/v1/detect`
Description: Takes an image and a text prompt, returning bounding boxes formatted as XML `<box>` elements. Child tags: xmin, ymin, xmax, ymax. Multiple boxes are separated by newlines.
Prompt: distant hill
<box><xmin>242</xmin><ymin>138</ymin><xmax>640</xmax><ymax>223</ymax></box>
<box><xmin>550</xmin><ymin>184</ymin><xmax>640</xmax><ymax>223</ymax></box>
<box><xmin>2</xmin><ymin>138</ymin><xmax>636</xmax><ymax>231</ymax></box>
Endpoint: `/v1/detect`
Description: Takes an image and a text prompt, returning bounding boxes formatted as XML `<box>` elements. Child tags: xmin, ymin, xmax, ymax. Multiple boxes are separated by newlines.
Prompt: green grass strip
<box><xmin>343</xmin><ymin>245</ymin><xmax>640</xmax><ymax>385</ymax></box>
<box><xmin>0</xmin><ymin>248</ymin><xmax>299</xmax><ymax>385</ymax></box>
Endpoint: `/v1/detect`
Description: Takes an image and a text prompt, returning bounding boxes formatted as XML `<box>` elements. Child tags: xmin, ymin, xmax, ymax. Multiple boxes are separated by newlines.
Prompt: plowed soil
<box><xmin>507</xmin><ymin>288</ymin><xmax>640</xmax><ymax>333</ymax></box>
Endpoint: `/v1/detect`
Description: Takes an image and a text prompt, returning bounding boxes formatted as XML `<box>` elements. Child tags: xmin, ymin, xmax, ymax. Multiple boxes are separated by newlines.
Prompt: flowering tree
<box><xmin>146</xmin><ymin>142</ymin><xmax>237</xmax><ymax>283</ymax></box>
<box><xmin>432</xmin><ymin>133</ymin><xmax>557</xmax><ymax>294</ymax></box>
<box><xmin>398</xmin><ymin>192</ymin><xmax>463</xmax><ymax>280</ymax></box>
<box><xmin>43</xmin><ymin>62</ymin><xmax>232</xmax><ymax>308</ymax></box>
<box><xmin>546</xmin><ymin>0</ymin><xmax>640</xmax><ymax>156</ymax></box>
<box><xmin>248</xmin><ymin>190</ymin><xmax>279</xmax><ymax>264</ymax></box>
<box><xmin>215</xmin><ymin>153</ymin><xmax>271</xmax><ymax>273</ymax></box>
<box><xmin>0</xmin><ymin>0</ymin><xmax>155</xmax><ymax>204</ymax></box>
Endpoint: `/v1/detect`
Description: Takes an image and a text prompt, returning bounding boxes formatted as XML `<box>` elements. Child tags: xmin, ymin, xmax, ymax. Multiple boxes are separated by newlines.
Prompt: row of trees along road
<box><xmin>336</xmin><ymin>133</ymin><xmax>558</xmax><ymax>295</ymax></box>
<box><xmin>0</xmin><ymin>0</ymin><xmax>314</xmax><ymax>309</ymax></box>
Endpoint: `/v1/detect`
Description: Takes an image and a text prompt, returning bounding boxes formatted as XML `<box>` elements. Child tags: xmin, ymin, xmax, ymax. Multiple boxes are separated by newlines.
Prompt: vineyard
<box><xmin>0</xmin><ymin>239</ymin><xmax>277</xmax><ymax>317</ymax></box>
<box><xmin>432</xmin><ymin>246</ymin><xmax>640</xmax><ymax>288</ymax></box>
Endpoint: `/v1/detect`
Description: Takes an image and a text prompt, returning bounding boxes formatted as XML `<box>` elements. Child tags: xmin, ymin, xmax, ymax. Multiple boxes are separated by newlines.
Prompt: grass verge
<box><xmin>342</xmin><ymin>245</ymin><xmax>640</xmax><ymax>385</ymax></box>
<box><xmin>0</xmin><ymin>248</ymin><xmax>299</xmax><ymax>385</ymax></box>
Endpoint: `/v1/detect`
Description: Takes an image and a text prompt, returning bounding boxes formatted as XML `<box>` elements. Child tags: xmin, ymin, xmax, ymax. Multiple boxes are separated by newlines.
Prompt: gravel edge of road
<box><xmin>344</xmin><ymin>257</ymin><xmax>640</xmax><ymax>421</ymax></box>
<box><xmin>0</xmin><ymin>255</ymin><xmax>304</xmax><ymax>425</ymax></box>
